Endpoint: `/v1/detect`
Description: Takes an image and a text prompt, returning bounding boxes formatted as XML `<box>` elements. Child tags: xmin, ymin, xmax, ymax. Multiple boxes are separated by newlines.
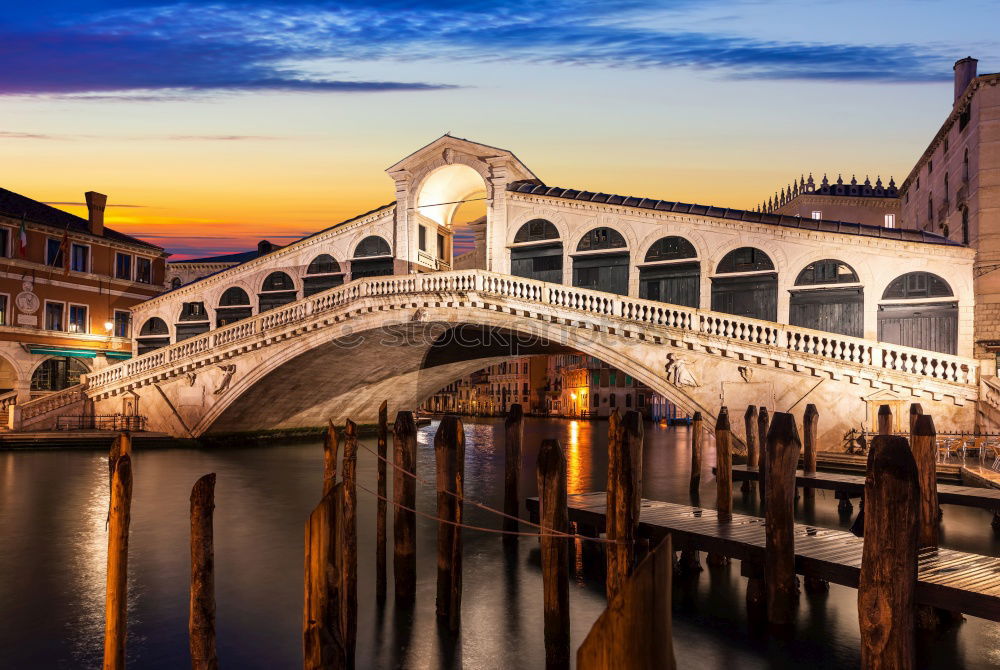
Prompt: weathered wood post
<box><xmin>757</xmin><ymin>407</ymin><xmax>770</xmax><ymax>505</ymax></box>
<box><xmin>689</xmin><ymin>411</ymin><xmax>704</xmax><ymax>496</ymax></box>
<box><xmin>108</xmin><ymin>431</ymin><xmax>132</xmax><ymax>485</ymax></box>
<box><xmin>503</xmin><ymin>403</ymin><xmax>525</xmax><ymax>545</ymax></box>
<box><xmin>909</xmin><ymin>403</ymin><xmax>923</xmax><ymax>437</ymax></box>
<box><xmin>340</xmin><ymin>420</ymin><xmax>358</xmax><ymax>665</ymax></box>
<box><xmin>802</xmin><ymin>404</ymin><xmax>818</xmax><ymax>503</ymax></box>
<box><xmin>103</xmin><ymin>453</ymin><xmax>133</xmax><ymax>670</ymax></box>
<box><xmin>393</xmin><ymin>411</ymin><xmax>418</xmax><ymax>602</ymax></box>
<box><xmin>878</xmin><ymin>404</ymin><xmax>893</xmax><ymax>435</ymax></box>
<box><xmin>577</xmin><ymin>536</ymin><xmax>676</xmax><ymax>670</ymax></box>
<box><xmin>323</xmin><ymin>419</ymin><xmax>339</xmax><ymax>496</ymax></box>
<box><xmin>606</xmin><ymin>410</ymin><xmax>643</xmax><ymax>600</ymax></box>
<box><xmin>190</xmin><ymin>473</ymin><xmax>218</xmax><ymax>670</ymax></box>
<box><xmin>742</xmin><ymin>406</ymin><xmax>758</xmax><ymax>495</ymax></box>
<box><xmin>537</xmin><ymin>439</ymin><xmax>570</xmax><ymax>670</ymax></box>
<box><xmin>376</xmin><ymin>400</ymin><xmax>388</xmax><ymax>600</ymax></box>
<box><xmin>912</xmin><ymin>415</ymin><xmax>939</xmax><ymax>549</ymax></box>
<box><xmin>707</xmin><ymin>408</ymin><xmax>732</xmax><ymax>567</ymax></box>
<box><xmin>435</xmin><ymin>415</ymin><xmax>466</xmax><ymax>632</ymax></box>
<box><xmin>765</xmin><ymin>413</ymin><xmax>801</xmax><ymax>625</ymax></box>
<box><xmin>303</xmin><ymin>483</ymin><xmax>346</xmax><ymax>669</ymax></box>
<box><xmin>858</xmin><ymin>436</ymin><xmax>919</xmax><ymax>669</ymax></box>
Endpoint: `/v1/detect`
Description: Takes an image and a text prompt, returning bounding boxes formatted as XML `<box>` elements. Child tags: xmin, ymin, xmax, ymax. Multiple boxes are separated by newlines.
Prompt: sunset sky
<box><xmin>3</xmin><ymin>0</ymin><xmax>998</xmax><ymax>259</ymax></box>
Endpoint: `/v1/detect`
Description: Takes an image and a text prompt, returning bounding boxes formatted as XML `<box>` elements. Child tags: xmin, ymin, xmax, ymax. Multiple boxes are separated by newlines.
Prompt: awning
<box><xmin>28</xmin><ymin>346</ymin><xmax>132</xmax><ymax>360</ymax></box>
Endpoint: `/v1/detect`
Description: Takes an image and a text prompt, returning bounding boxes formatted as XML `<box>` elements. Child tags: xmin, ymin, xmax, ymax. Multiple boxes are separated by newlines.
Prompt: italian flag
<box><xmin>18</xmin><ymin>215</ymin><xmax>26</xmax><ymax>258</ymax></box>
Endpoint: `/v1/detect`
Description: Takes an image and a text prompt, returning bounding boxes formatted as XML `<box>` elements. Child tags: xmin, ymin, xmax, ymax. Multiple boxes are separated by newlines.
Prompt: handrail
<box><xmin>87</xmin><ymin>269</ymin><xmax>980</xmax><ymax>393</ymax></box>
<box><xmin>20</xmin><ymin>384</ymin><xmax>87</xmax><ymax>421</ymax></box>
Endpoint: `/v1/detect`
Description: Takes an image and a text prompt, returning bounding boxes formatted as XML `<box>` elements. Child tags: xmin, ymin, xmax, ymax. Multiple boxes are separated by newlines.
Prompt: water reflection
<box><xmin>0</xmin><ymin>418</ymin><xmax>997</xmax><ymax>669</ymax></box>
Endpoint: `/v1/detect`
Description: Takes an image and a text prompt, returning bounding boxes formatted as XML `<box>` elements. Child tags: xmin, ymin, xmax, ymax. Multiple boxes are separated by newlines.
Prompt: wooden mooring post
<box><xmin>323</xmin><ymin>419</ymin><xmax>339</xmax><ymax>496</ymax></box>
<box><xmin>689</xmin><ymin>411</ymin><xmax>703</xmax><ymax>496</ymax></box>
<box><xmin>909</xmin><ymin>403</ymin><xmax>923</xmax><ymax>438</ymax></box>
<box><xmin>858</xmin><ymin>436</ymin><xmax>919</xmax><ymax>669</ymax></box>
<box><xmin>376</xmin><ymin>401</ymin><xmax>388</xmax><ymax>600</ymax></box>
<box><xmin>537</xmin><ymin>439</ymin><xmax>570</xmax><ymax>670</ymax></box>
<box><xmin>707</xmin><ymin>408</ymin><xmax>732</xmax><ymax>567</ymax></box>
<box><xmin>765</xmin><ymin>413</ymin><xmax>801</xmax><ymax>625</ymax></box>
<box><xmin>504</xmin><ymin>404</ymin><xmax>525</xmax><ymax>545</ymax></box>
<box><xmin>912</xmin><ymin>415</ymin><xmax>939</xmax><ymax>549</ymax></box>
<box><xmin>877</xmin><ymin>404</ymin><xmax>893</xmax><ymax>436</ymax></box>
<box><xmin>303</xmin><ymin>483</ymin><xmax>346</xmax><ymax>670</ymax></box>
<box><xmin>435</xmin><ymin>415</ymin><xmax>465</xmax><ymax>632</ymax></box>
<box><xmin>577</xmin><ymin>536</ymin><xmax>676</xmax><ymax>670</ymax></box>
<box><xmin>189</xmin><ymin>473</ymin><xmax>218</xmax><ymax>670</ymax></box>
<box><xmin>802</xmin><ymin>404</ymin><xmax>818</xmax><ymax>503</ymax></box>
<box><xmin>340</xmin><ymin>420</ymin><xmax>358</xmax><ymax>665</ymax></box>
<box><xmin>103</xmin><ymin>452</ymin><xmax>133</xmax><ymax>670</ymax></box>
<box><xmin>757</xmin><ymin>407</ymin><xmax>769</xmax><ymax>505</ymax></box>
<box><xmin>393</xmin><ymin>411</ymin><xmax>418</xmax><ymax>602</ymax></box>
<box><xmin>108</xmin><ymin>431</ymin><xmax>132</xmax><ymax>486</ymax></box>
<box><xmin>606</xmin><ymin>410</ymin><xmax>643</xmax><ymax>600</ymax></box>
<box><xmin>742</xmin><ymin>406</ymin><xmax>757</xmax><ymax>495</ymax></box>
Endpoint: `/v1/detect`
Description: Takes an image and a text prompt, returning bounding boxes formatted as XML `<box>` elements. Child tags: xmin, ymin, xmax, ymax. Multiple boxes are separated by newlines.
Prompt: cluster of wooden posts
<box><xmin>103</xmin><ymin>432</ymin><xmax>219</xmax><ymax>670</ymax></box>
<box><xmin>100</xmin><ymin>398</ymin><xmax>945</xmax><ymax>669</ymax></box>
<box><xmin>693</xmin><ymin>401</ymin><xmax>944</xmax><ymax>668</ymax></box>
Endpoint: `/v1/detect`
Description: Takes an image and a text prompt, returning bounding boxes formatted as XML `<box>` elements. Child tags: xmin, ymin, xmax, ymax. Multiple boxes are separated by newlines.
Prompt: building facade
<box><xmin>0</xmin><ymin>188</ymin><xmax>167</xmax><ymax>405</ymax></box>
<box><xmin>166</xmin><ymin>240</ymin><xmax>283</xmax><ymax>290</ymax></box>
<box><xmin>423</xmin><ymin>356</ymin><xmax>547</xmax><ymax>415</ymax></box>
<box><xmin>764</xmin><ymin>173</ymin><xmax>901</xmax><ymax>230</ymax></box>
<box><xmin>899</xmin><ymin>57</ymin><xmax>1000</xmax><ymax>362</ymax></box>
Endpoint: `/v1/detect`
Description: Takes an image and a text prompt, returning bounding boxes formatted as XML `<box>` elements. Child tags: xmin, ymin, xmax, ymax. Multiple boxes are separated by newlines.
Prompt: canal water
<box><xmin>1</xmin><ymin>417</ymin><xmax>998</xmax><ymax>669</ymax></box>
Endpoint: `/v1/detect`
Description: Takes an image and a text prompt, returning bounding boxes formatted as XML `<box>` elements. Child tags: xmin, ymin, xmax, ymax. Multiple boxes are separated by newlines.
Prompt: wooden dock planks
<box><xmin>732</xmin><ymin>465</ymin><xmax>1000</xmax><ymax>510</ymax></box>
<box><xmin>526</xmin><ymin>492</ymin><xmax>1000</xmax><ymax>621</ymax></box>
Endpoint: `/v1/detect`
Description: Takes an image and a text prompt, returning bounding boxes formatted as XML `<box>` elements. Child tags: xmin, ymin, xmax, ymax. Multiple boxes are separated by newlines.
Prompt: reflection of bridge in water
<box><xmin>14</xmin><ymin>135</ymin><xmax>994</xmax><ymax>441</ymax></box>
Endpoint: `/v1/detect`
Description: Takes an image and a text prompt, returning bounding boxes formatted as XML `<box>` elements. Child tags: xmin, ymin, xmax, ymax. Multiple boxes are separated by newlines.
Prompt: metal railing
<box><xmin>87</xmin><ymin>270</ymin><xmax>981</xmax><ymax>394</ymax></box>
<box><xmin>55</xmin><ymin>414</ymin><xmax>148</xmax><ymax>432</ymax></box>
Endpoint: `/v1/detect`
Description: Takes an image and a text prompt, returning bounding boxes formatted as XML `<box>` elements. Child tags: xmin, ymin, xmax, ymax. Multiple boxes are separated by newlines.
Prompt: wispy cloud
<box><xmin>0</xmin><ymin>130</ymin><xmax>68</xmax><ymax>140</ymax></box>
<box><xmin>164</xmin><ymin>134</ymin><xmax>280</xmax><ymax>141</ymax></box>
<box><xmin>43</xmin><ymin>201</ymin><xmax>147</xmax><ymax>207</ymax></box>
<box><xmin>0</xmin><ymin>1</ymin><xmax>953</xmax><ymax>98</ymax></box>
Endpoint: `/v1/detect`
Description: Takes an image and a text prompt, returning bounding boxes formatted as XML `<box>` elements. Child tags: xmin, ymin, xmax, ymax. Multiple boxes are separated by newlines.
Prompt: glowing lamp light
<box><xmin>104</xmin><ymin>321</ymin><xmax>115</xmax><ymax>332</ymax></box>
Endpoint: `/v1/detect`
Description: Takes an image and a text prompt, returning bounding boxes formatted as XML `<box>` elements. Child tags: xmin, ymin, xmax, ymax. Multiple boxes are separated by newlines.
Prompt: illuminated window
<box><xmin>884</xmin><ymin>214</ymin><xmax>896</xmax><ymax>228</ymax></box>
<box><xmin>811</xmin><ymin>211</ymin><xmax>822</xmax><ymax>220</ymax></box>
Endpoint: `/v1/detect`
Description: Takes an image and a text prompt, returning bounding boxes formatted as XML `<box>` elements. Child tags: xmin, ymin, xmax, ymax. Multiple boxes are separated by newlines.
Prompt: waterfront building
<box><xmin>898</xmin><ymin>57</ymin><xmax>1000</xmax><ymax>363</ymax></box>
<box><xmin>0</xmin><ymin>188</ymin><xmax>166</xmax><ymax>404</ymax></box>
<box><xmin>423</xmin><ymin>356</ymin><xmax>547</xmax><ymax>415</ymax></box>
<box><xmin>761</xmin><ymin>173</ymin><xmax>901</xmax><ymax>230</ymax></box>
<box><xmin>166</xmin><ymin>239</ymin><xmax>283</xmax><ymax>289</ymax></box>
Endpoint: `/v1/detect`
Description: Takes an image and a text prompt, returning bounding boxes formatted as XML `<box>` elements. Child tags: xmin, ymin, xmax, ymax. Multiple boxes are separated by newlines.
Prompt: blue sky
<box><xmin>1</xmin><ymin>1</ymin><xmax>997</xmax><ymax>257</ymax></box>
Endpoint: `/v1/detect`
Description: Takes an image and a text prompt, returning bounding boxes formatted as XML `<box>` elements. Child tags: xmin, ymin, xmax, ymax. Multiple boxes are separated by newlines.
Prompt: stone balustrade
<box><xmin>87</xmin><ymin>269</ymin><xmax>980</xmax><ymax>395</ymax></box>
<box><xmin>20</xmin><ymin>384</ymin><xmax>86</xmax><ymax>421</ymax></box>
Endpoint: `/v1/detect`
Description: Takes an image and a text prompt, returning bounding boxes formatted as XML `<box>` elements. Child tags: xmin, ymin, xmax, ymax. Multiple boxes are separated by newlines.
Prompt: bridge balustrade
<box><xmin>84</xmin><ymin>269</ymin><xmax>979</xmax><ymax>394</ymax></box>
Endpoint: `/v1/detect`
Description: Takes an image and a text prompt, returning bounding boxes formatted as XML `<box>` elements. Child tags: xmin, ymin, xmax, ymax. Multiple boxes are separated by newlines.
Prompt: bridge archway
<box><xmin>878</xmin><ymin>271</ymin><xmax>957</xmax><ymax>355</ymax></box>
<box><xmin>182</xmin><ymin>307</ymin><xmax>714</xmax><ymax>438</ymax></box>
<box><xmin>415</xmin><ymin>163</ymin><xmax>488</xmax><ymax>268</ymax></box>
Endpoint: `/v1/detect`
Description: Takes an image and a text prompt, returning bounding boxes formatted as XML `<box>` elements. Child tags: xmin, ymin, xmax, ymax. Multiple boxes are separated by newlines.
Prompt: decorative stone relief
<box><xmin>665</xmin><ymin>352</ymin><xmax>699</xmax><ymax>388</ymax></box>
<box><xmin>186</xmin><ymin>372</ymin><xmax>197</xmax><ymax>386</ymax></box>
<box><xmin>214</xmin><ymin>364</ymin><xmax>236</xmax><ymax>395</ymax></box>
<box><xmin>738</xmin><ymin>366</ymin><xmax>754</xmax><ymax>383</ymax></box>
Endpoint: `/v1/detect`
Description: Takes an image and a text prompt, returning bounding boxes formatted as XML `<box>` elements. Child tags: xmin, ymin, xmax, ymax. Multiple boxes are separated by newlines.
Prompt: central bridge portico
<box><xmin>53</xmin><ymin>135</ymin><xmax>991</xmax><ymax>443</ymax></box>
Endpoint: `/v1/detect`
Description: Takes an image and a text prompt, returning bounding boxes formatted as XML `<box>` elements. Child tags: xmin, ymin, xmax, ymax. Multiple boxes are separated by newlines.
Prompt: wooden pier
<box><xmin>731</xmin><ymin>465</ymin><xmax>1000</xmax><ymax>512</ymax></box>
<box><xmin>525</xmin><ymin>492</ymin><xmax>1000</xmax><ymax>622</ymax></box>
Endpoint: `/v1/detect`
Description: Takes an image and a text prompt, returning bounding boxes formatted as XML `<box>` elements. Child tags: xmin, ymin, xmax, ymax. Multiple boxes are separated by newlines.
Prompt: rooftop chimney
<box><xmin>85</xmin><ymin>191</ymin><xmax>107</xmax><ymax>236</ymax></box>
<box><xmin>257</xmin><ymin>239</ymin><xmax>274</xmax><ymax>257</ymax></box>
<box><xmin>954</xmin><ymin>57</ymin><xmax>978</xmax><ymax>103</ymax></box>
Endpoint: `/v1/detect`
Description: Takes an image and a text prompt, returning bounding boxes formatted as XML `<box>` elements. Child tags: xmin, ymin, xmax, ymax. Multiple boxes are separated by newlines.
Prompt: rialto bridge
<box><xmin>16</xmin><ymin>136</ymin><xmax>996</xmax><ymax>447</ymax></box>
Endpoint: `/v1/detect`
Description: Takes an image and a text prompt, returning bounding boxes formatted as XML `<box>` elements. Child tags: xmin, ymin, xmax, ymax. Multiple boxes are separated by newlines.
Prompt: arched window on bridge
<box><xmin>137</xmin><ymin>317</ymin><xmax>170</xmax><ymax>354</ymax></box>
<box><xmin>170</xmin><ymin>277</ymin><xmax>182</xmax><ymax>290</ymax></box>
<box><xmin>216</xmin><ymin>286</ymin><xmax>252</xmax><ymax>327</ymax></box>
<box><xmin>303</xmin><ymin>254</ymin><xmax>344</xmax><ymax>296</ymax></box>
<box><xmin>573</xmin><ymin>227</ymin><xmax>629</xmax><ymax>295</ymax></box>
<box><xmin>878</xmin><ymin>272</ymin><xmax>957</xmax><ymax>354</ymax></box>
<box><xmin>510</xmin><ymin>219</ymin><xmax>563</xmax><ymax>284</ymax></box>
<box><xmin>350</xmin><ymin>236</ymin><xmax>394</xmax><ymax>279</ymax></box>
<box><xmin>789</xmin><ymin>260</ymin><xmax>863</xmax><ymax>338</ymax></box>
<box><xmin>638</xmin><ymin>236</ymin><xmax>699</xmax><ymax>308</ymax></box>
<box><xmin>259</xmin><ymin>271</ymin><xmax>298</xmax><ymax>312</ymax></box>
<box><xmin>176</xmin><ymin>301</ymin><xmax>210</xmax><ymax>342</ymax></box>
<box><xmin>711</xmin><ymin>247</ymin><xmax>777</xmax><ymax>321</ymax></box>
